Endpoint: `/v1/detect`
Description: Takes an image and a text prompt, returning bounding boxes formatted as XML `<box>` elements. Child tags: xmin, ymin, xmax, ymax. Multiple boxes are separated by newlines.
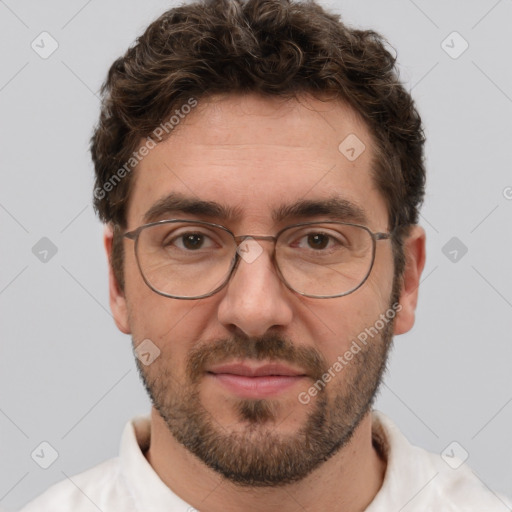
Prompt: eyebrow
<box><xmin>272</xmin><ymin>196</ymin><xmax>368</xmax><ymax>225</ymax></box>
<box><xmin>143</xmin><ymin>192</ymin><xmax>369</xmax><ymax>226</ymax></box>
<box><xmin>143</xmin><ymin>193</ymin><xmax>244</xmax><ymax>224</ymax></box>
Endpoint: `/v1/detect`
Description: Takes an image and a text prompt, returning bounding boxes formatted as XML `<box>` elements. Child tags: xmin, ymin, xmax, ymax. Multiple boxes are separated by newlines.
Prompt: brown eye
<box><xmin>307</xmin><ymin>233</ymin><xmax>330</xmax><ymax>250</ymax></box>
<box><xmin>181</xmin><ymin>233</ymin><xmax>205</xmax><ymax>250</ymax></box>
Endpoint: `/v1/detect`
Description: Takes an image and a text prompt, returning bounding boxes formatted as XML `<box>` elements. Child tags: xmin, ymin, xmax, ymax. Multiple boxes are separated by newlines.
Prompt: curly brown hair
<box><xmin>90</xmin><ymin>0</ymin><xmax>426</xmax><ymax>290</ymax></box>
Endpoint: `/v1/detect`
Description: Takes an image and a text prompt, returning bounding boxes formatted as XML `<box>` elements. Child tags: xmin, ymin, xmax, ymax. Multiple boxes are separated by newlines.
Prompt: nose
<box><xmin>216</xmin><ymin>239</ymin><xmax>294</xmax><ymax>338</ymax></box>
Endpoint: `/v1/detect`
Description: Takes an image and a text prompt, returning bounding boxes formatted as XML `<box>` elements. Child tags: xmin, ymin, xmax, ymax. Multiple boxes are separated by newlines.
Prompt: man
<box><xmin>21</xmin><ymin>0</ymin><xmax>511</xmax><ymax>510</ymax></box>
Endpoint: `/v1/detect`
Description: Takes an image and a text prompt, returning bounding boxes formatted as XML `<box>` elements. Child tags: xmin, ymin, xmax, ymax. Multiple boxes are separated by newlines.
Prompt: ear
<box><xmin>104</xmin><ymin>224</ymin><xmax>131</xmax><ymax>334</ymax></box>
<box><xmin>393</xmin><ymin>225</ymin><xmax>426</xmax><ymax>335</ymax></box>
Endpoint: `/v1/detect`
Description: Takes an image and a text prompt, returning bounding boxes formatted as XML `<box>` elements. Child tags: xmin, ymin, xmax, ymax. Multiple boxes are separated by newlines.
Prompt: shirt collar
<box><xmin>119</xmin><ymin>415</ymin><xmax>193</xmax><ymax>511</ymax></box>
<box><xmin>119</xmin><ymin>410</ymin><xmax>437</xmax><ymax>511</ymax></box>
<box><xmin>366</xmin><ymin>410</ymin><xmax>439</xmax><ymax>511</ymax></box>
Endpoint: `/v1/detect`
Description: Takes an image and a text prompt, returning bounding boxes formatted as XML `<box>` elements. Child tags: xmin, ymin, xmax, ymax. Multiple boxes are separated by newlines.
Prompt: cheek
<box><xmin>301</xmin><ymin>279</ymin><xmax>393</xmax><ymax>367</ymax></box>
<box><xmin>124</xmin><ymin>277</ymin><xmax>216</xmax><ymax>367</ymax></box>
<box><xmin>123</xmin><ymin>246</ymin><xmax>172</xmax><ymax>339</ymax></box>
<box><xmin>127</xmin><ymin>295</ymin><xmax>191</xmax><ymax>346</ymax></box>
<box><xmin>122</xmin><ymin>241</ymin><xmax>219</xmax><ymax>361</ymax></box>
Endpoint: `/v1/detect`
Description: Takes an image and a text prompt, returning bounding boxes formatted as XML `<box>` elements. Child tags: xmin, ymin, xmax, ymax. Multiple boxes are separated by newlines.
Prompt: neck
<box><xmin>145</xmin><ymin>408</ymin><xmax>386</xmax><ymax>512</ymax></box>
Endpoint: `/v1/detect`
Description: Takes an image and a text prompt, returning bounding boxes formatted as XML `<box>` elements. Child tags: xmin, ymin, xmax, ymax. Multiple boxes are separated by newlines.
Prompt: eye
<box><xmin>294</xmin><ymin>230</ymin><xmax>347</xmax><ymax>251</ymax></box>
<box><xmin>163</xmin><ymin>230</ymin><xmax>217</xmax><ymax>251</ymax></box>
<box><xmin>180</xmin><ymin>233</ymin><xmax>211</xmax><ymax>250</ymax></box>
<box><xmin>305</xmin><ymin>233</ymin><xmax>331</xmax><ymax>250</ymax></box>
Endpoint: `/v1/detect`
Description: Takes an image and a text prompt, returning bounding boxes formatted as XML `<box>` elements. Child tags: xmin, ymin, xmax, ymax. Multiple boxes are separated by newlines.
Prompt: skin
<box><xmin>104</xmin><ymin>93</ymin><xmax>426</xmax><ymax>512</ymax></box>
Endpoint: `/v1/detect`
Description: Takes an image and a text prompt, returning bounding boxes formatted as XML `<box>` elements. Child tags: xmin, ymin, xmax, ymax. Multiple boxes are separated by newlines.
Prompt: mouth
<box><xmin>205</xmin><ymin>362</ymin><xmax>308</xmax><ymax>399</ymax></box>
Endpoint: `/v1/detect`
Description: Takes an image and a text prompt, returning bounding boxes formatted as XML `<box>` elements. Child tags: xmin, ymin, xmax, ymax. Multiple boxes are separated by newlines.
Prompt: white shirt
<box><xmin>21</xmin><ymin>411</ymin><xmax>511</xmax><ymax>511</ymax></box>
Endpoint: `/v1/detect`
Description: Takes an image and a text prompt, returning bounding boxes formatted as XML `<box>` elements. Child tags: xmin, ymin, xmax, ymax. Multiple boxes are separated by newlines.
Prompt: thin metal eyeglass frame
<box><xmin>123</xmin><ymin>219</ymin><xmax>393</xmax><ymax>300</ymax></box>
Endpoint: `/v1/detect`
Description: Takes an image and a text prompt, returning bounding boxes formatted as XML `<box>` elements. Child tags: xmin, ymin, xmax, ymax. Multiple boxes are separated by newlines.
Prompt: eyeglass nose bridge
<box><xmin>231</xmin><ymin>234</ymin><xmax>280</xmax><ymax>264</ymax></box>
<box><xmin>232</xmin><ymin>234</ymin><xmax>282</xmax><ymax>263</ymax></box>
<box><xmin>226</xmin><ymin>234</ymin><xmax>289</xmax><ymax>296</ymax></box>
<box><xmin>233</xmin><ymin>234</ymin><xmax>278</xmax><ymax>244</ymax></box>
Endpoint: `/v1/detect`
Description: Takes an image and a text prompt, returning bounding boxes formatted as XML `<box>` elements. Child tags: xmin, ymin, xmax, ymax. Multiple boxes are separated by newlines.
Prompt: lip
<box><xmin>207</xmin><ymin>362</ymin><xmax>306</xmax><ymax>377</ymax></box>
<box><xmin>206</xmin><ymin>362</ymin><xmax>307</xmax><ymax>399</ymax></box>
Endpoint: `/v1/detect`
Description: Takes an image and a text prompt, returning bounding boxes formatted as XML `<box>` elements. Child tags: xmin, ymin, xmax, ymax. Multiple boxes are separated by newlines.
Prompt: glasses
<box><xmin>123</xmin><ymin>219</ymin><xmax>393</xmax><ymax>300</ymax></box>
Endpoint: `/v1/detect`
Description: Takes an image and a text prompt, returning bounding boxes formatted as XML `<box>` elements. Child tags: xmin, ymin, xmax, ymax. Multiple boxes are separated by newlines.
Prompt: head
<box><xmin>91</xmin><ymin>0</ymin><xmax>426</xmax><ymax>487</ymax></box>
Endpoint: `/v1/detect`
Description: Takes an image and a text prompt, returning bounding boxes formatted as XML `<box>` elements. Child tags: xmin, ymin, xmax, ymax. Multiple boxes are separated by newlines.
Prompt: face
<box><xmin>107</xmin><ymin>93</ymin><xmax>424</xmax><ymax>486</ymax></box>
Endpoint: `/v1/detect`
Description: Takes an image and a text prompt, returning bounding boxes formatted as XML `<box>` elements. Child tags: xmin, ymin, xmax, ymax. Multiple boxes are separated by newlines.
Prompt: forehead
<box><xmin>128</xmin><ymin>93</ymin><xmax>388</xmax><ymax>231</ymax></box>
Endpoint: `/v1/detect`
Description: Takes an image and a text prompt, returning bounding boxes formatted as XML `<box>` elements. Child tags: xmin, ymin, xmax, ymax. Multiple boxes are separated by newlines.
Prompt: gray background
<box><xmin>1</xmin><ymin>0</ymin><xmax>511</xmax><ymax>510</ymax></box>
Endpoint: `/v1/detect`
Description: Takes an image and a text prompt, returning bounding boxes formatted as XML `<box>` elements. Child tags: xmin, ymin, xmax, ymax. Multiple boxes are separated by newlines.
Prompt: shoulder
<box><xmin>20</xmin><ymin>457</ymin><xmax>135</xmax><ymax>512</ymax></box>
<box><xmin>20</xmin><ymin>416</ymin><xmax>150</xmax><ymax>511</ymax></box>
<box><xmin>371</xmin><ymin>411</ymin><xmax>512</xmax><ymax>512</ymax></box>
<box><xmin>423</xmin><ymin>449</ymin><xmax>512</xmax><ymax>511</ymax></box>
<box><xmin>426</xmin><ymin>452</ymin><xmax>512</xmax><ymax>512</ymax></box>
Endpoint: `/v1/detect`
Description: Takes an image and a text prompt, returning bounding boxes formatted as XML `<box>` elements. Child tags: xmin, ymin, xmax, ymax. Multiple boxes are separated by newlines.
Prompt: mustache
<box><xmin>187</xmin><ymin>331</ymin><xmax>328</xmax><ymax>383</ymax></box>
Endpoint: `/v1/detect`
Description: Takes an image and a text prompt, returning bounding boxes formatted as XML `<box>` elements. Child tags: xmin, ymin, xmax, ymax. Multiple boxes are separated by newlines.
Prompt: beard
<box><xmin>135</xmin><ymin>291</ymin><xmax>398</xmax><ymax>488</ymax></box>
